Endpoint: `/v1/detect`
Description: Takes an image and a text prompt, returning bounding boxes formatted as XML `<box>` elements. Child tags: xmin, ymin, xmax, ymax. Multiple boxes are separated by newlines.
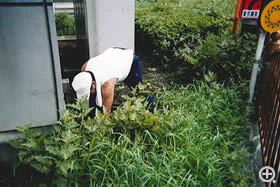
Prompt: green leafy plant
<box><xmin>55</xmin><ymin>13</ymin><xmax>75</xmax><ymax>36</ymax></box>
<box><xmin>135</xmin><ymin>0</ymin><xmax>256</xmax><ymax>83</ymax></box>
<box><xmin>9</xmin><ymin>76</ymin><xmax>253</xmax><ymax>186</ymax></box>
<box><xmin>194</xmin><ymin>33</ymin><xmax>257</xmax><ymax>82</ymax></box>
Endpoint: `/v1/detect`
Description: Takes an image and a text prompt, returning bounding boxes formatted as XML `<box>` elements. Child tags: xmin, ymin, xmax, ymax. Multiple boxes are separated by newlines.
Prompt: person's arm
<box><xmin>101</xmin><ymin>78</ymin><xmax>118</xmax><ymax>113</ymax></box>
<box><xmin>81</xmin><ymin>61</ymin><xmax>88</xmax><ymax>72</ymax></box>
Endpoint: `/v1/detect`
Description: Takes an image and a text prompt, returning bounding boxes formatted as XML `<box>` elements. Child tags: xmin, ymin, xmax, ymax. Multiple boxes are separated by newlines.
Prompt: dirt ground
<box><xmin>113</xmin><ymin>53</ymin><xmax>172</xmax><ymax>106</ymax></box>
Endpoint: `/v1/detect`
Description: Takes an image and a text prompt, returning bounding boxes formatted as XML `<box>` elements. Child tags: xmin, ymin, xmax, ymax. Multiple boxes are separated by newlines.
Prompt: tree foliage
<box><xmin>55</xmin><ymin>13</ymin><xmax>75</xmax><ymax>36</ymax></box>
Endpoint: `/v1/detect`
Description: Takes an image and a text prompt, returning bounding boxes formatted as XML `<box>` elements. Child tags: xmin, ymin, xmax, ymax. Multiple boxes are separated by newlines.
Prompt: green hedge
<box><xmin>135</xmin><ymin>0</ymin><xmax>257</xmax><ymax>82</ymax></box>
<box><xmin>194</xmin><ymin>33</ymin><xmax>257</xmax><ymax>82</ymax></box>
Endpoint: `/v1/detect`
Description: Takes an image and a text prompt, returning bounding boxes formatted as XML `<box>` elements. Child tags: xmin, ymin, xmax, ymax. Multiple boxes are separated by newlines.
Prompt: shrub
<box><xmin>55</xmin><ymin>13</ymin><xmax>75</xmax><ymax>36</ymax></box>
<box><xmin>10</xmin><ymin>77</ymin><xmax>253</xmax><ymax>186</ymax></box>
<box><xmin>136</xmin><ymin>3</ymin><xmax>229</xmax><ymax>65</ymax></box>
<box><xmin>194</xmin><ymin>33</ymin><xmax>257</xmax><ymax>82</ymax></box>
<box><xmin>135</xmin><ymin>0</ymin><xmax>256</xmax><ymax>82</ymax></box>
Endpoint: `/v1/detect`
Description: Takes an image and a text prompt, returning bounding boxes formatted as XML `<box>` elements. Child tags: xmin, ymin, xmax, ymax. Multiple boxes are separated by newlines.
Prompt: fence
<box><xmin>257</xmin><ymin>49</ymin><xmax>280</xmax><ymax>186</ymax></box>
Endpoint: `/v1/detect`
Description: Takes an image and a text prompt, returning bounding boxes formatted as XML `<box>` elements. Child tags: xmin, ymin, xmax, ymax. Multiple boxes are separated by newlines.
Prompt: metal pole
<box><xmin>249</xmin><ymin>29</ymin><xmax>266</xmax><ymax>103</ymax></box>
<box><xmin>233</xmin><ymin>0</ymin><xmax>242</xmax><ymax>33</ymax></box>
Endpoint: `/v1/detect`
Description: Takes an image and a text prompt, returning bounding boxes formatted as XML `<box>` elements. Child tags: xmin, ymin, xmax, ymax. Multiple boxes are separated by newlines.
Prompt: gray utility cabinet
<box><xmin>0</xmin><ymin>0</ymin><xmax>64</xmax><ymax>132</ymax></box>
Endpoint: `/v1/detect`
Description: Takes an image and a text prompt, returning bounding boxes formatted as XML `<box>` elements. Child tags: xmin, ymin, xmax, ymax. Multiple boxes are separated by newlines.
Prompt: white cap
<box><xmin>72</xmin><ymin>72</ymin><xmax>92</xmax><ymax>100</ymax></box>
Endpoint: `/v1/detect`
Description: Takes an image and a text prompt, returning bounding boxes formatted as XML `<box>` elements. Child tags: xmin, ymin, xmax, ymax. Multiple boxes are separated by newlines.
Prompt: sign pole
<box><xmin>248</xmin><ymin>0</ymin><xmax>280</xmax><ymax>103</ymax></box>
<box><xmin>249</xmin><ymin>29</ymin><xmax>266</xmax><ymax>103</ymax></box>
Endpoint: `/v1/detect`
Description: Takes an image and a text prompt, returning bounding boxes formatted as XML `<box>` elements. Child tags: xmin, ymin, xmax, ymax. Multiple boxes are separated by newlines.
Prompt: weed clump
<box><xmin>10</xmin><ymin>77</ymin><xmax>253</xmax><ymax>186</ymax></box>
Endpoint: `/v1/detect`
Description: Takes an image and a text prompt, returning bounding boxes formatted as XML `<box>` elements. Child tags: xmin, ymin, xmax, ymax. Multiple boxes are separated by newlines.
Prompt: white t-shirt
<box><xmin>85</xmin><ymin>48</ymin><xmax>134</xmax><ymax>107</ymax></box>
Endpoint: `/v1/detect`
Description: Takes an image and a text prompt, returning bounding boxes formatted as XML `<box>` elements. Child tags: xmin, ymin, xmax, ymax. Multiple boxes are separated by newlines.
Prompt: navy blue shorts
<box><xmin>124</xmin><ymin>55</ymin><xmax>155</xmax><ymax>105</ymax></box>
<box><xmin>114</xmin><ymin>47</ymin><xmax>155</xmax><ymax>107</ymax></box>
<box><xmin>124</xmin><ymin>55</ymin><xmax>143</xmax><ymax>88</ymax></box>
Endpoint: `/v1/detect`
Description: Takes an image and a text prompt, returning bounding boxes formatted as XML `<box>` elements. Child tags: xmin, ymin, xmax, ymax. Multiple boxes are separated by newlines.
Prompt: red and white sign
<box><xmin>239</xmin><ymin>0</ymin><xmax>263</xmax><ymax>19</ymax></box>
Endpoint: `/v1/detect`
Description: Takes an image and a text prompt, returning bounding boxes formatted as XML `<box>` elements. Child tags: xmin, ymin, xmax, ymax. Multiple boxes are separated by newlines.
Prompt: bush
<box><xmin>194</xmin><ymin>33</ymin><xmax>257</xmax><ymax>82</ymax></box>
<box><xmin>135</xmin><ymin>0</ymin><xmax>256</xmax><ymax>82</ymax></box>
<box><xmin>55</xmin><ymin>13</ymin><xmax>75</xmax><ymax>36</ymax></box>
<box><xmin>10</xmin><ymin>77</ymin><xmax>253</xmax><ymax>186</ymax></box>
<box><xmin>136</xmin><ymin>3</ymin><xmax>228</xmax><ymax>64</ymax></box>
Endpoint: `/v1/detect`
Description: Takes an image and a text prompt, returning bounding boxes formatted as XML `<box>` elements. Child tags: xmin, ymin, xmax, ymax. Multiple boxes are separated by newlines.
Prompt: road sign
<box><xmin>260</xmin><ymin>0</ymin><xmax>280</xmax><ymax>32</ymax></box>
<box><xmin>240</xmin><ymin>0</ymin><xmax>263</xmax><ymax>19</ymax></box>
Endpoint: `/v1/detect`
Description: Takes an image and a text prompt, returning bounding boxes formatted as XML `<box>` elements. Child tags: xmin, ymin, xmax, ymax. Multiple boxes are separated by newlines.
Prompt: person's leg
<box><xmin>124</xmin><ymin>55</ymin><xmax>155</xmax><ymax>109</ymax></box>
<box><xmin>124</xmin><ymin>55</ymin><xmax>143</xmax><ymax>88</ymax></box>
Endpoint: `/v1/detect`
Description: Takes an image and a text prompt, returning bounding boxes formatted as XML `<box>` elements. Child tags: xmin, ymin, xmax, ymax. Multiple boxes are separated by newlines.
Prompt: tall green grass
<box><xmin>10</xmin><ymin>75</ymin><xmax>253</xmax><ymax>186</ymax></box>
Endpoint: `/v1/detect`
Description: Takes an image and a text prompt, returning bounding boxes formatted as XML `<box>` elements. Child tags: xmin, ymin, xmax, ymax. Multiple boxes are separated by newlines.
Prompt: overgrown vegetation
<box><xmin>135</xmin><ymin>0</ymin><xmax>257</xmax><ymax>82</ymax></box>
<box><xmin>9</xmin><ymin>74</ymin><xmax>253</xmax><ymax>186</ymax></box>
<box><xmin>3</xmin><ymin>0</ymin><xmax>258</xmax><ymax>186</ymax></box>
<box><xmin>55</xmin><ymin>13</ymin><xmax>75</xmax><ymax>36</ymax></box>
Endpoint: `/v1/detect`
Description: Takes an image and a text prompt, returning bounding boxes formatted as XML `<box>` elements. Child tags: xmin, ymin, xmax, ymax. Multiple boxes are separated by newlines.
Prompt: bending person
<box><xmin>72</xmin><ymin>47</ymin><xmax>154</xmax><ymax>113</ymax></box>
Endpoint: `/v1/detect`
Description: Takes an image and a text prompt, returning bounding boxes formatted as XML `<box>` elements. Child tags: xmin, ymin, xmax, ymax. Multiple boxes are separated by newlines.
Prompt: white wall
<box><xmin>85</xmin><ymin>0</ymin><xmax>135</xmax><ymax>57</ymax></box>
